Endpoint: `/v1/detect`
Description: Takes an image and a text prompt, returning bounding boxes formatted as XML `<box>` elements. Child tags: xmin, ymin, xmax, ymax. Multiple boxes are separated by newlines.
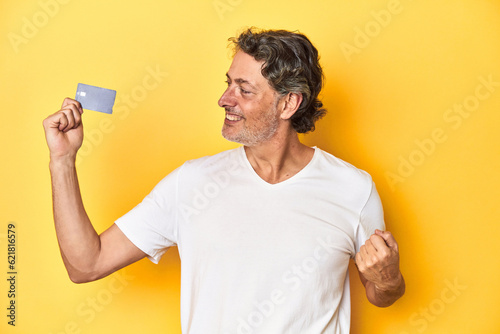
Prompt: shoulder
<box><xmin>314</xmin><ymin>147</ymin><xmax>373</xmax><ymax>186</ymax></box>
<box><xmin>150</xmin><ymin>148</ymin><xmax>245</xmax><ymax>196</ymax></box>
<box><xmin>313</xmin><ymin>147</ymin><xmax>379</xmax><ymax>216</ymax></box>
<box><xmin>183</xmin><ymin>147</ymin><xmax>242</xmax><ymax>169</ymax></box>
<box><xmin>178</xmin><ymin>147</ymin><xmax>246</xmax><ymax>180</ymax></box>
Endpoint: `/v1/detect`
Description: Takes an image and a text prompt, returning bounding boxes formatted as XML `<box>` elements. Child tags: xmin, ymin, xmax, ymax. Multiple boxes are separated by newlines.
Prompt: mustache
<box><xmin>225</xmin><ymin>108</ymin><xmax>244</xmax><ymax>117</ymax></box>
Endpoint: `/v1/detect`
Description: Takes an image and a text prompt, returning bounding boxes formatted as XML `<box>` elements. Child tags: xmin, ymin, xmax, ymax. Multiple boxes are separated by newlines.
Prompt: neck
<box><xmin>244</xmin><ymin>129</ymin><xmax>314</xmax><ymax>184</ymax></box>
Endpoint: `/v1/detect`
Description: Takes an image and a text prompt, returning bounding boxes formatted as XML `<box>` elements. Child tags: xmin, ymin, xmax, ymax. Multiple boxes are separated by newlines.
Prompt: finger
<box><xmin>61</xmin><ymin>97</ymin><xmax>75</xmax><ymax>108</ymax></box>
<box><xmin>57</xmin><ymin>112</ymin><xmax>69</xmax><ymax>131</ymax></box>
<box><xmin>71</xmin><ymin>108</ymin><xmax>82</xmax><ymax>129</ymax></box>
<box><xmin>61</xmin><ymin>98</ymin><xmax>83</xmax><ymax>114</ymax></box>
<box><xmin>358</xmin><ymin>244</ymin><xmax>367</xmax><ymax>258</ymax></box>
<box><xmin>364</xmin><ymin>235</ymin><xmax>384</xmax><ymax>254</ymax></box>
<box><xmin>355</xmin><ymin>252</ymin><xmax>364</xmax><ymax>267</ymax></box>
<box><xmin>360</xmin><ymin>242</ymin><xmax>371</xmax><ymax>257</ymax></box>
<box><xmin>65</xmin><ymin>103</ymin><xmax>82</xmax><ymax>129</ymax></box>
<box><xmin>59</xmin><ymin>108</ymin><xmax>76</xmax><ymax>131</ymax></box>
<box><xmin>62</xmin><ymin>100</ymin><xmax>84</xmax><ymax>129</ymax></box>
<box><xmin>363</xmin><ymin>239</ymin><xmax>382</xmax><ymax>265</ymax></box>
<box><xmin>375</xmin><ymin>230</ymin><xmax>398</xmax><ymax>251</ymax></box>
<box><xmin>369</xmin><ymin>234</ymin><xmax>389</xmax><ymax>253</ymax></box>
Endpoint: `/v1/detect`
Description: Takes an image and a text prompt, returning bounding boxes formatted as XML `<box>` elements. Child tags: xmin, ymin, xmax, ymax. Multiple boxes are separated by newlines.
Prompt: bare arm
<box><xmin>355</xmin><ymin>230</ymin><xmax>405</xmax><ymax>307</ymax></box>
<box><xmin>44</xmin><ymin>98</ymin><xmax>146</xmax><ymax>283</ymax></box>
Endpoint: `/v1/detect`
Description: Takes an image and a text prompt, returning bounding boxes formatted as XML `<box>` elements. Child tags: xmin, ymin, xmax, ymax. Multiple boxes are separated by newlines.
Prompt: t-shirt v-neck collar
<box><xmin>237</xmin><ymin>146</ymin><xmax>319</xmax><ymax>187</ymax></box>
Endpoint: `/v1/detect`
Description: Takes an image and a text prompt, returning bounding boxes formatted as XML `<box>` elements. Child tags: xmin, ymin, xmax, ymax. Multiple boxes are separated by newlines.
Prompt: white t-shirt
<box><xmin>115</xmin><ymin>146</ymin><xmax>385</xmax><ymax>334</ymax></box>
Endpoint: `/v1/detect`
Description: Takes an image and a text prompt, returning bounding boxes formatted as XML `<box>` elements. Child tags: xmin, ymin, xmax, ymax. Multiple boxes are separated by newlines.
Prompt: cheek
<box><xmin>239</xmin><ymin>94</ymin><xmax>278</xmax><ymax>120</ymax></box>
<box><xmin>245</xmin><ymin>96</ymin><xmax>270</xmax><ymax>111</ymax></box>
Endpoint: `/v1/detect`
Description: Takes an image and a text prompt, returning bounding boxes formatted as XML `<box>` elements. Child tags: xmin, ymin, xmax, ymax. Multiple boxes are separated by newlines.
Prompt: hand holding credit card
<box><xmin>75</xmin><ymin>83</ymin><xmax>116</xmax><ymax>114</ymax></box>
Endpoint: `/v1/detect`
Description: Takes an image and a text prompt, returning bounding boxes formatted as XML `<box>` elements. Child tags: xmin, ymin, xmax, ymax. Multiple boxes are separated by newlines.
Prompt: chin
<box><xmin>222</xmin><ymin>131</ymin><xmax>254</xmax><ymax>146</ymax></box>
<box><xmin>222</xmin><ymin>134</ymin><xmax>245</xmax><ymax>145</ymax></box>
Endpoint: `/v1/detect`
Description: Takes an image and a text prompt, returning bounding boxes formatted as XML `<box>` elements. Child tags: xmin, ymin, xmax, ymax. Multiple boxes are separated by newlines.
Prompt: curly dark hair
<box><xmin>229</xmin><ymin>27</ymin><xmax>326</xmax><ymax>133</ymax></box>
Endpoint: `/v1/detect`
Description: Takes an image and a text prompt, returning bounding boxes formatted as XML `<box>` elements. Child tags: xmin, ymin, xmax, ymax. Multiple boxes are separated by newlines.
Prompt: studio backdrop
<box><xmin>1</xmin><ymin>0</ymin><xmax>499</xmax><ymax>333</ymax></box>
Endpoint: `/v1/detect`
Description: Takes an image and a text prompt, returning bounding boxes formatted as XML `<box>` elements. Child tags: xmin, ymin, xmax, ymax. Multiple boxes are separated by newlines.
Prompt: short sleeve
<box><xmin>353</xmin><ymin>181</ymin><xmax>386</xmax><ymax>256</ymax></box>
<box><xmin>115</xmin><ymin>166</ymin><xmax>181</xmax><ymax>264</ymax></box>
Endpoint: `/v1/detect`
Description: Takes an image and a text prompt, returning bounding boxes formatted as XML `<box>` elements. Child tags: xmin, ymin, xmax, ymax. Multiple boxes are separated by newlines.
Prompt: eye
<box><xmin>240</xmin><ymin>87</ymin><xmax>251</xmax><ymax>95</ymax></box>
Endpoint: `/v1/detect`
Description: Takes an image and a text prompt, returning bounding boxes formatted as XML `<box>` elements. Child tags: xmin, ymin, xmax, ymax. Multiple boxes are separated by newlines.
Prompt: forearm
<box><xmin>49</xmin><ymin>157</ymin><xmax>101</xmax><ymax>282</ymax></box>
<box><xmin>365</xmin><ymin>272</ymin><xmax>405</xmax><ymax>307</ymax></box>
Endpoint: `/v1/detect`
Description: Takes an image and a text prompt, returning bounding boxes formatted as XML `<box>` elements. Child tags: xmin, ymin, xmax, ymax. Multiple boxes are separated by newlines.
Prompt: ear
<box><xmin>280</xmin><ymin>92</ymin><xmax>303</xmax><ymax>120</ymax></box>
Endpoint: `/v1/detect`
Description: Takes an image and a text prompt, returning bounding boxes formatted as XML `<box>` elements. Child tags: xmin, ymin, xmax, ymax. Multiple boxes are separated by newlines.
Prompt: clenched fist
<box><xmin>356</xmin><ymin>229</ymin><xmax>403</xmax><ymax>293</ymax></box>
<box><xmin>43</xmin><ymin>98</ymin><xmax>84</xmax><ymax>161</ymax></box>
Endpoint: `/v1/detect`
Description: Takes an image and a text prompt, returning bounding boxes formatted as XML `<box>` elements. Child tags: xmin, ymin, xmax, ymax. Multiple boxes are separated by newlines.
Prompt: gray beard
<box><xmin>222</xmin><ymin>114</ymin><xmax>279</xmax><ymax>146</ymax></box>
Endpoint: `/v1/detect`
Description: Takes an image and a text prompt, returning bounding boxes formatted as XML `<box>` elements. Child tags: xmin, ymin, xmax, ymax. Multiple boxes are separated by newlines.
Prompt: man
<box><xmin>43</xmin><ymin>28</ymin><xmax>404</xmax><ymax>333</ymax></box>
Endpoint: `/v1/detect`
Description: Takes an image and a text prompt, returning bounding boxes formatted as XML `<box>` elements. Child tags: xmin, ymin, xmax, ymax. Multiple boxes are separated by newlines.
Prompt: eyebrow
<box><xmin>226</xmin><ymin>73</ymin><xmax>258</xmax><ymax>90</ymax></box>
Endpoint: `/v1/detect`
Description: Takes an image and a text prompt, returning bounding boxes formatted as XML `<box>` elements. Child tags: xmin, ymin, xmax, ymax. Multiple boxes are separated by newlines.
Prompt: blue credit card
<box><xmin>75</xmin><ymin>83</ymin><xmax>116</xmax><ymax>114</ymax></box>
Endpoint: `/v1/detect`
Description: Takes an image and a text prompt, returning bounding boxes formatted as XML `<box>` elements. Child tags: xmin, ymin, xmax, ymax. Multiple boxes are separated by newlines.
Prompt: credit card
<box><xmin>75</xmin><ymin>83</ymin><xmax>116</xmax><ymax>114</ymax></box>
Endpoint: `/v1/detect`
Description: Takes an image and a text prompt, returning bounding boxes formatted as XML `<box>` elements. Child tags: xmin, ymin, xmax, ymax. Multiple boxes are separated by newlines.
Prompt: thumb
<box><xmin>374</xmin><ymin>229</ymin><xmax>398</xmax><ymax>251</ymax></box>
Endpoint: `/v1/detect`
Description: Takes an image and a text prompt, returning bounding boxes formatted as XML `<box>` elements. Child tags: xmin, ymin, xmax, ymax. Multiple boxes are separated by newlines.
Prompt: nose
<box><xmin>218</xmin><ymin>87</ymin><xmax>235</xmax><ymax>108</ymax></box>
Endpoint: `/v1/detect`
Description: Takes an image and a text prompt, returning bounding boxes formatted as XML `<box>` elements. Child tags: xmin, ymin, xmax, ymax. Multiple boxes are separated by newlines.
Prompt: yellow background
<box><xmin>1</xmin><ymin>0</ymin><xmax>499</xmax><ymax>333</ymax></box>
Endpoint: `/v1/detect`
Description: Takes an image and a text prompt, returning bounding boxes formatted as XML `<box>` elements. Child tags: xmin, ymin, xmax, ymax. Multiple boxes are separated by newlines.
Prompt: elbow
<box><xmin>61</xmin><ymin>255</ymin><xmax>101</xmax><ymax>283</ymax></box>
<box><xmin>68</xmin><ymin>271</ymin><xmax>96</xmax><ymax>284</ymax></box>
<box><xmin>65</xmin><ymin>265</ymin><xmax>100</xmax><ymax>284</ymax></box>
<box><xmin>68</xmin><ymin>273</ymin><xmax>92</xmax><ymax>284</ymax></box>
